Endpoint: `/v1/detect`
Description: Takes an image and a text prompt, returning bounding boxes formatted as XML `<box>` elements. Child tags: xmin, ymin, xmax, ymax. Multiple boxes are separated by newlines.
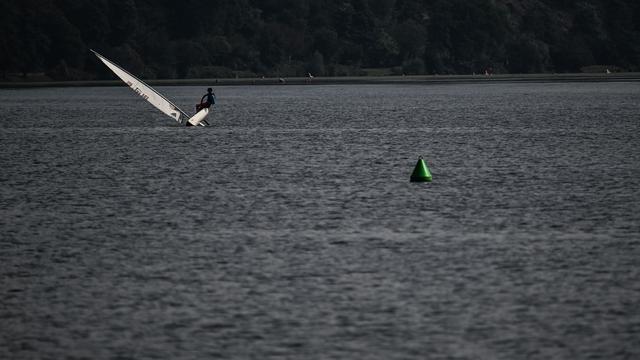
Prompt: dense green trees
<box><xmin>1</xmin><ymin>0</ymin><xmax>639</xmax><ymax>81</ymax></box>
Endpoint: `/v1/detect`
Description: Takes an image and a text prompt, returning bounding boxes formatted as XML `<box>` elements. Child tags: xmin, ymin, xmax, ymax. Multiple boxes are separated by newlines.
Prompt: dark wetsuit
<box><xmin>201</xmin><ymin>92</ymin><xmax>215</xmax><ymax>107</ymax></box>
<box><xmin>196</xmin><ymin>91</ymin><xmax>215</xmax><ymax>112</ymax></box>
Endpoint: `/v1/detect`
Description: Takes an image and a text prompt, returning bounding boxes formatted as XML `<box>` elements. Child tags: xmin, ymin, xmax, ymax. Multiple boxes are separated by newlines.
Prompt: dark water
<box><xmin>1</xmin><ymin>83</ymin><xmax>639</xmax><ymax>359</ymax></box>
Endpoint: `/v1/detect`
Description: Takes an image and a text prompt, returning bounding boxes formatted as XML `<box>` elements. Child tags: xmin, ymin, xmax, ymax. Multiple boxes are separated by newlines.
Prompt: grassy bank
<box><xmin>1</xmin><ymin>73</ymin><xmax>640</xmax><ymax>89</ymax></box>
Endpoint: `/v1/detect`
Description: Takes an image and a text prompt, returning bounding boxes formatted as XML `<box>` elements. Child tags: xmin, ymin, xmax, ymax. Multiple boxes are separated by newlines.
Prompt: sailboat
<box><xmin>91</xmin><ymin>49</ymin><xmax>210</xmax><ymax>127</ymax></box>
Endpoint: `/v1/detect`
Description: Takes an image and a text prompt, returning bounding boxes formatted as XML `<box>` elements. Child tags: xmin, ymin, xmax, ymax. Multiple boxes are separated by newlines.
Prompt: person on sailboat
<box><xmin>196</xmin><ymin>88</ymin><xmax>215</xmax><ymax>112</ymax></box>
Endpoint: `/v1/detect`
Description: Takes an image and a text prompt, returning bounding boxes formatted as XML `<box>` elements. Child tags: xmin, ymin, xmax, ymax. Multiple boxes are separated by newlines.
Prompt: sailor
<box><xmin>196</xmin><ymin>88</ymin><xmax>216</xmax><ymax>112</ymax></box>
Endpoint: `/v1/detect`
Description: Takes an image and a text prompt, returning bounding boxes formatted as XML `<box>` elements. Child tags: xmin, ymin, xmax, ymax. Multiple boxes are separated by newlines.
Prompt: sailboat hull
<box><xmin>187</xmin><ymin>108</ymin><xmax>210</xmax><ymax>126</ymax></box>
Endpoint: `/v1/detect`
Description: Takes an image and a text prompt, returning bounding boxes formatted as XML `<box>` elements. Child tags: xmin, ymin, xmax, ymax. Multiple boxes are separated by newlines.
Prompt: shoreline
<box><xmin>1</xmin><ymin>73</ymin><xmax>639</xmax><ymax>89</ymax></box>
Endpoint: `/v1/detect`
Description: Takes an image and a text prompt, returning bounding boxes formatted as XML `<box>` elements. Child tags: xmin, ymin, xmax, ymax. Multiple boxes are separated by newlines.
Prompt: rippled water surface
<box><xmin>1</xmin><ymin>83</ymin><xmax>640</xmax><ymax>359</ymax></box>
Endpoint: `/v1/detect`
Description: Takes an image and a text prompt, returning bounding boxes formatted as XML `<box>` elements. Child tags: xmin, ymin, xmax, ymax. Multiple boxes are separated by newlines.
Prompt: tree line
<box><xmin>1</xmin><ymin>0</ymin><xmax>639</xmax><ymax>81</ymax></box>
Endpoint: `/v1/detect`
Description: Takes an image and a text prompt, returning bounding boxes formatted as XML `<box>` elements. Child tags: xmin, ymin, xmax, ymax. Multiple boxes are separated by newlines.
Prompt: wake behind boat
<box><xmin>91</xmin><ymin>49</ymin><xmax>210</xmax><ymax>127</ymax></box>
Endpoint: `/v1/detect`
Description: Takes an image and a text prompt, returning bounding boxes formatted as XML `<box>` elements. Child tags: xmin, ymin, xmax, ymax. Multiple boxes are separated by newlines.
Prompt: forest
<box><xmin>1</xmin><ymin>0</ymin><xmax>639</xmax><ymax>81</ymax></box>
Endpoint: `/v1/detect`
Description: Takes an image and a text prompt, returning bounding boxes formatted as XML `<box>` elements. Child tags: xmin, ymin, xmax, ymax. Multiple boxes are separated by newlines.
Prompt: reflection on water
<box><xmin>1</xmin><ymin>83</ymin><xmax>640</xmax><ymax>359</ymax></box>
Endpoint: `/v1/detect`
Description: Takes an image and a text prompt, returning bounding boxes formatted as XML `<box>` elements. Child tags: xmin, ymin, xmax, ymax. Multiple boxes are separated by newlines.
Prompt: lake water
<box><xmin>1</xmin><ymin>82</ymin><xmax>639</xmax><ymax>359</ymax></box>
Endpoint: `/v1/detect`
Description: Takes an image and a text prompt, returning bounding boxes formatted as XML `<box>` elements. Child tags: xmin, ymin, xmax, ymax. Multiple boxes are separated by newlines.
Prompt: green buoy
<box><xmin>410</xmin><ymin>157</ymin><xmax>432</xmax><ymax>182</ymax></box>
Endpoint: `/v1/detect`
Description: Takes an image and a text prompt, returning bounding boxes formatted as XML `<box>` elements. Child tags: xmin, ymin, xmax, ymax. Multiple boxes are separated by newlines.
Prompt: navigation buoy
<box><xmin>410</xmin><ymin>157</ymin><xmax>432</xmax><ymax>182</ymax></box>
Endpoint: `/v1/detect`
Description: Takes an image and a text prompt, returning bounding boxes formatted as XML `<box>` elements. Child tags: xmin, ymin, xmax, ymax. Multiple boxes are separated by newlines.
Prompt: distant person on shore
<box><xmin>196</xmin><ymin>88</ymin><xmax>215</xmax><ymax>112</ymax></box>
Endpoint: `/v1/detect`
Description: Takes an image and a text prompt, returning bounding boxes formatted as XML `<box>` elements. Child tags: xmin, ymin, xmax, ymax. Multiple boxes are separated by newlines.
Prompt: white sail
<box><xmin>91</xmin><ymin>49</ymin><xmax>189</xmax><ymax>124</ymax></box>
